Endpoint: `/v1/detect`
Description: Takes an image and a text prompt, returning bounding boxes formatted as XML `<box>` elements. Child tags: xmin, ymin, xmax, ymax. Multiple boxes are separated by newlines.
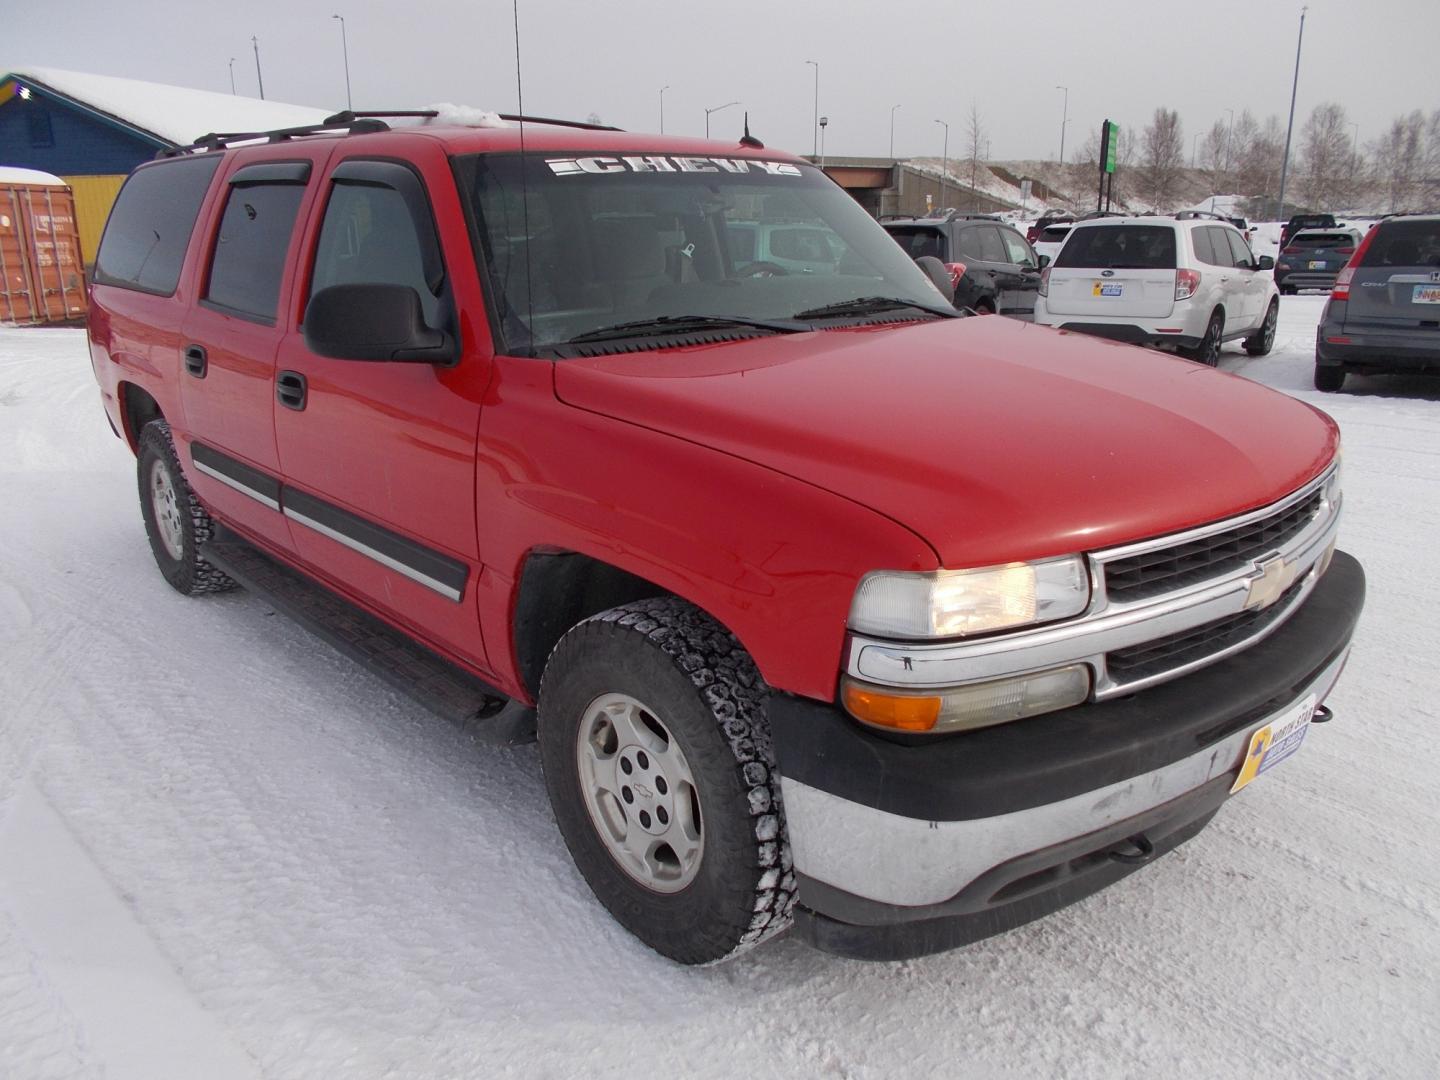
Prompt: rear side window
<box><xmin>94</xmin><ymin>157</ymin><xmax>221</xmax><ymax>296</ymax></box>
<box><xmin>1361</xmin><ymin>221</ymin><xmax>1440</xmax><ymax>268</ymax></box>
<box><xmin>884</xmin><ymin>226</ymin><xmax>946</xmax><ymax>261</ymax></box>
<box><xmin>1055</xmin><ymin>225</ymin><xmax>1176</xmax><ymax>269</ymax></box>
<box><xmin>1191</xmin><ymin>227</ymin><xmax>1219</xmax><ymax>266</ymax></box>
<box><xmin>205</xmin><ymin>175</ymin><xmax>308</xmax><ymax>322</ymax></box>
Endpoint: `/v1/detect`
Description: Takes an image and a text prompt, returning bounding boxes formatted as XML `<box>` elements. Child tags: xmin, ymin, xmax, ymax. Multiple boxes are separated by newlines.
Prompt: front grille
<box><xmin>1104</xmin><ymin>489</ymin><xmax>1323</xmax><ymax>602</ymax></box>
<box><xmin>1105</xmin><ymin>577</ymin><xmax>1308</xmax><ymax>683</ymax></box>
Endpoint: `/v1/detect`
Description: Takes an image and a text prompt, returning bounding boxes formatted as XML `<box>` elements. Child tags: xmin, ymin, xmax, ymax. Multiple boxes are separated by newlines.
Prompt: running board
<box><xmin>202</xmin><ymin>526</ymin><xmax>536</xmax><ymax>746</ymax></box>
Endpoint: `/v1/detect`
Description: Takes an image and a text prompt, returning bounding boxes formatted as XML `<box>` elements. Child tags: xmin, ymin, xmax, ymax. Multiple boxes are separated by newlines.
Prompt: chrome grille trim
<box><xmin>846</xmin><ymin>463</ymin><xmax>1341</xmax><ymax>698</ymax></box>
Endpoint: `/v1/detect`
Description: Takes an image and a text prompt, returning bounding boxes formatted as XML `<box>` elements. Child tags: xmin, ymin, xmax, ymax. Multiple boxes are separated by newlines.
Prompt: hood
<box><xmin>553</xmin><ymin>319</ymin><xmax>1338</xmax><ymax>568</ymax></box>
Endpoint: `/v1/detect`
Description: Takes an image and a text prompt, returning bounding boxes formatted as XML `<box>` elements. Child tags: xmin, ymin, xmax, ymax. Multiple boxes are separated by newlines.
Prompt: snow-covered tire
<box><xmin>136</xmin><ymin>420</ymin><xmax>237</xmax><ymax>596</ymax></box>
<box><xmin>1245</xmin><ymin>299</ymin><xmax>1279</xmax><ymax>356</ymax></box>
<box><xmin>537</xmin><ymin>596</ymin><xmax>794</xmax><ymax>965</ymax></box>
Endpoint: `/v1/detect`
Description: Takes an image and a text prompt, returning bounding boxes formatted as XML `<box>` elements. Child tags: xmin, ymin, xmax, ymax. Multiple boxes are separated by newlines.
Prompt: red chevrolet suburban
<box><xmin>88</xmin><ymin>111</ymin><xmax>1364</xmax><ymax>964</ymax></box>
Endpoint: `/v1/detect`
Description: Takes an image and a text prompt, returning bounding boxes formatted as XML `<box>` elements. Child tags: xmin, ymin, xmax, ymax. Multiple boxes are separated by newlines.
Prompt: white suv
<box><xmin>1033</xmin><ymin>214</ymin><xmax>1280</xmax><ymax>365</ymax></box>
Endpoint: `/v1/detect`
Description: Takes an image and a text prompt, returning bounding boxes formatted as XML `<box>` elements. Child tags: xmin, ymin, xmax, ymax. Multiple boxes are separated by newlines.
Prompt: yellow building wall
<box><xmin>59</xmin><ymin>174</ymin><xmax>126</xmax><ymax>266</ymax></box>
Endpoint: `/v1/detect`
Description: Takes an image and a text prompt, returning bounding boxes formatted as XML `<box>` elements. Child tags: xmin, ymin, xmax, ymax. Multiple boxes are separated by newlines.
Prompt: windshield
<box><xmin>453</xmin><ymin>152</ymin><xmax>946</xmax><ymax>353</ymax></box>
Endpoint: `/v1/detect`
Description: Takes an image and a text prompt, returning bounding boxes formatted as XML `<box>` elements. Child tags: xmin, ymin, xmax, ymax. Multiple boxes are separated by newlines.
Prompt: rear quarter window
<box><xmin>1055</xmin><ymin>225</ymin><xmax>1176</xmax><ymax>269</ymax></box>
<box><xmin>94</xmin><ymin>156</ymin><xmax>221</xmax><ymax>296</ymax></box>
<box><xmin>1360</xmin><ymin>221</ymin><xmax>1440</xmax><ymax>268</ymax></box>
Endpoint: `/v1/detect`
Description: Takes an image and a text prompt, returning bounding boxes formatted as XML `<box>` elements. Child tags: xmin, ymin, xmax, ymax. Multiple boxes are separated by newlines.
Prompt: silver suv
<box><xmin>1033</xmin><ymin>214</ymin><xmax>1281</xmax><ymax>365</ymax></box>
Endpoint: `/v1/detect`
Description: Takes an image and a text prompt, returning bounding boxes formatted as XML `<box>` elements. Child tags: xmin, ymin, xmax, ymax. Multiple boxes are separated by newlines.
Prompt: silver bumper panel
<box><xmin>782</xmin><ymin>647</ymin><xmax>1347</xmax><ymax>908</ymax></box>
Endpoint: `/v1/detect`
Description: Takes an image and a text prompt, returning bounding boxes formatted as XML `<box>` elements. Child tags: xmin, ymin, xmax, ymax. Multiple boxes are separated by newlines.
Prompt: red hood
<box><xmin>553</xmin><ymin>319</ymin><xmax>1338</xmax><ymax>568</ymax></box>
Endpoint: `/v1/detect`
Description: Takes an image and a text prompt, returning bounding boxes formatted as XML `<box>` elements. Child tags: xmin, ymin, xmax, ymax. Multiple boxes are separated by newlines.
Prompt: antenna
<box><xmin>512</xmin><ymin>0</ymin><xmax>534</xmax><ymax>353</ymax></box>
<box><xmin>740</xmin><ymin>112</ymin><xmax>764</xmax><ymax>149</ymax></box>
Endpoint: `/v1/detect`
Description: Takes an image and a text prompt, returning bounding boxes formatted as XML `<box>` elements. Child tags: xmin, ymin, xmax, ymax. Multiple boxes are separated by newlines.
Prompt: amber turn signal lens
<box><xmin>842</xmin><ymin>684</ymin><xmax>942</xmax><ymax>732</ymax></box>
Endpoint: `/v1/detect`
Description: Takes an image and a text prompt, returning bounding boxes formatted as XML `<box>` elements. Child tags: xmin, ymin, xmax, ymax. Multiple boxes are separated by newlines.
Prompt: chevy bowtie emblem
<box><xmin>1244</xmin><ymin>555</ymin><xmax>1295</xmax><ymax>611</ymax></box>
<box><xmin>1432</xmin><ymin>271</ymin><xmax>1440</xmax><ymax>283</ymax></box>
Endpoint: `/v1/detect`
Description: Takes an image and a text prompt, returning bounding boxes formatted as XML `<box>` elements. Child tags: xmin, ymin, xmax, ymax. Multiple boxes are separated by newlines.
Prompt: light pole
<box><xmin>819</xmin><ymin>115</ymin><xmax>829</xmax><ymax>170</ymax></box>
<box><xmin>228</xmin><ymin>57</ymin><xmax>237</xmax><ymax>95</ymax></box>
<box><xmin>1277</xmin><ymin>5</ymin><xmax>1308</xmax><ymax>219</ymax></box>
<box><xmin>1192</xmin><ymin>131</ymin><xmax>1201</xmax><ymax>168</ymax></box>
<box><xmin>660</xmin><ymin>85</ymin><xmax>669</xmax><ymax>134</ymax></box>
<box><xmin>889</xmin><ymin>103</ymin><xmax>901</xmax><ymax>160</ymax></box>
<box><xmin>1055</xmin><ymin>85</ymin><xmax>1069</xmax><ymax>164</ymax></box>
<box><xmin>332</xmin><ymin>15</ymin><xmax>352</xmax><ymax>111</ymax></box>
<box><xmin>805</xmin><ymin>60</ymin><xmax>819</xmax><ymax>157</ymax></box>
<box><xmin>705</xmin><ymin>100</ymin><xmax>739</xmax><ymax>139</ymax></box>
<box><xmin>935</xmin><ymin>119</ymin><xmax>950</xmax><ymax>210</ymax></box>
<box><xmin>1224</xmin><ymin>107</ymin><xmax>1235</xmax><ymax>180</ymax></box>
<box><xmin>251</xmin><ymin>36</ymin><xmax>265</xmax><ymax>100</ymax></box>
<box><xmin>1350</xmin><ymin>121</ymin><xmax>1361</xmax><ymax>176</ymax></box>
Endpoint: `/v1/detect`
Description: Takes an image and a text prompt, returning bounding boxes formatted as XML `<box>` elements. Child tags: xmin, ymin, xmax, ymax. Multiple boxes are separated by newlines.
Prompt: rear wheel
<box><xmin>1244</xmin><ymin>300</ymin><xmax>1279</xmax><ymax>356</ymax></box>
<box><xmin>1187</xmin><ymin>311</ymin><xmax>1224</xmax><ymax>367</ymax></box>
<box><xmin>538</xmin><ymin>597</ymin><xmax>794</xmax><ymax>965</ymax></box>
<box><xmin>1314</xmin><ymin>364</ymin><xmax>1346</xmax><ymax>392</ymax></box>
<box><xmin>136</xmin><ymin>421</ymin><xmax>236</xmax><ymax>596</ymax></box>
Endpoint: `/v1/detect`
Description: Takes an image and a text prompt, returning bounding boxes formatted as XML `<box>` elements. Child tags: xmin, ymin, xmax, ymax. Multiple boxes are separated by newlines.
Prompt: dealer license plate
<box><xmin>1093</xmin><ymin>282</ymin><xmax>1123</xmax><ymax>297</ymax></box>
<box><xmin>1413</xmin><ymin>285</ymin><xmax>1440</xmax><ymax>304</ymax></box>
<box><xmin>1231</xmin><ymin>693</ymin><xmax>1316</xmax><ymax>794</ymax></box>
<box><xmin>1308</xmin><ymin>260</ymin><xmax>1326</xmax><ymax>270</ymax></box>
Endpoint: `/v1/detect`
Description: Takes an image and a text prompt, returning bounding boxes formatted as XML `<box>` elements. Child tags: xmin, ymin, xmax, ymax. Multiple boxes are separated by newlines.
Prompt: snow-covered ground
<box><xmin>2</xmin><ymin>303</ymin><xmax>1438</xmax><ymax>1079</ymax></box>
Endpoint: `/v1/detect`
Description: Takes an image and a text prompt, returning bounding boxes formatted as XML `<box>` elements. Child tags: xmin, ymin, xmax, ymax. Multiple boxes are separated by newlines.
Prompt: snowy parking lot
<box><xmin>2</xmin><ymin>299</ymin><xmax>1437</xmax><ymax>1079</ymax></box>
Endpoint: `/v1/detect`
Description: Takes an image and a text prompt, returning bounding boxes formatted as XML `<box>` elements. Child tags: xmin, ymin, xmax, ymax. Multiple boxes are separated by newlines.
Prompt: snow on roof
<box><xmin>394</xmin><ymin>104</ymin><xmax>509</xmax><ymax>129</ymax></box>
<box><xmin>0</xmin><ymin>165</ymin><xmax>65</xmax><ymax>187</ymax></box>
<box><xmin>6</xmin><ymin>67</ymin><xmax>332</xmax><ymax>146</ymax></box>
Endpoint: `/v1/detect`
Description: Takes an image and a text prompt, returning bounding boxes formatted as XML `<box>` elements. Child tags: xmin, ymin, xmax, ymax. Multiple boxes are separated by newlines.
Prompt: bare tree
<box><xmin>1372</xmin><ymin>110</ymin><xmax>1427</xmax><ymax>212</ymax></box>
<box><xmin>1199</xmin><ymin>119</ymin><xmax>1229</xmax><ymax>195</ymax></box>
<box><xmin>1141</xmin><ymin>108</ymin><xmax>1184</xmax><ymax>209</ymax></box>
<box><xmin>1299</xmin><ymin>103</ymin><xmax>1356</xmax><ymax>211</ymax></box>
<box><xmin>1238</xmin><ymin>114</ymin><xmax>1285</xmax><ymax>213</ymax></box>
<box><xmin>965</xmin><ymin>103</ymin><xmax>986</xmax><ymax>201</ymax></box>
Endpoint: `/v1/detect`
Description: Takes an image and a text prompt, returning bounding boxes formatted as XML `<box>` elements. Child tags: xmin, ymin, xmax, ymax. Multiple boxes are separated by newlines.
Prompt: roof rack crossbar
<box><xmin>160</xmin><ymin>115</ymin><xmax>396</xmax><ymax>157</ymax></box>
<box><xmin>497</xmin><ymin>113</ymin><xmax>623</xmax><ymax>132</ymax></box>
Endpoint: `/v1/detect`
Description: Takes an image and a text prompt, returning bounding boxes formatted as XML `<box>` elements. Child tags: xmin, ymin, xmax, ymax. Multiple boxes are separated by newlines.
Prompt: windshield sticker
<box><xmin>546</xmin><ymin>156</ymin><xmax>804</xmax><ymax>178</ymax></box>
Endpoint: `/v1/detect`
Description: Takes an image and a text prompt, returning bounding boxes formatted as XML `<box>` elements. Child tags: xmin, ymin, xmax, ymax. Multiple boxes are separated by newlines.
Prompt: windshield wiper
<box><xmin>566</xmin><ymin>314</ymin><xmax>806</xmax><ymax>344</ymax></box>
<box><xmin>792</xmin><ymin>296</ymin><xmax>958</xmax><ymax>320</ymax></box>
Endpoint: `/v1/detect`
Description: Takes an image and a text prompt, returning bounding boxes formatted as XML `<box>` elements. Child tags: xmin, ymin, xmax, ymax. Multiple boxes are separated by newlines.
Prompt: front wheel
<box><xmin>136</xmin><ymin>421</ymin><xmax>236</xmax><ymax>595</ymax></box>
<box><xmin>1245</xmin><ymin>300</ymin><xmax>1279</xmax><ymax>356</ymax></box>
<box><xmin>538</xmin><ymin>597</ymin><xmax>794</xmax><ymax>965</ymax></box>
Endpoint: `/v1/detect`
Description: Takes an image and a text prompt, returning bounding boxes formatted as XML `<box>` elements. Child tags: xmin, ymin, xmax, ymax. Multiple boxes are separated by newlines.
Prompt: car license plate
<box><xmin>1413</xmin><ymin>285</ymin><xmax>1440</xmax><ymax>304</ymax></box>
<box><xmin>1308</xmin><ymin>260</ymin><xmax>1326</xmax><ymax>270</ymax></box>
<box><xmin>1093</xmin><ymin>282</ymin><xmax>1123</xmax><ymax>297</ymax></box>
<box><xmin>1231</xmin><ymin>693</ymin><xmax>1316</xmax><ymax>794</ymax></box>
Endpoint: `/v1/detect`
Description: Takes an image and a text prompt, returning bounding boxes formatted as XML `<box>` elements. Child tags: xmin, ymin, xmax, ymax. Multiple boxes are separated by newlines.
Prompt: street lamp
<box><xmin>889</xmin><ymin>103</ymin><xmax>901</xmax><ymax>160</ymax></box>
<box><xmin>819</xmin><ymin>115</ymin><xmax>829</xmax><ymax>169</ymax></box>
<box><xmin>332</xmin><ymin>14</ymin><xmax>352</xmax><ymax>111</ymax></box>
<box><xmin>1277</xmin><ymin>5</ymin><xmax>1308</xmax><ymax>219</ymax></box>
<box><xmin>935</xmin><ymin>118</ymin><xmax>950</xmax><ymax>209</ymax></box>
<box><xmin>705</xmin><ymin>100</ymin><xmax>740</xmax><ymax>139</ymax></box>
<box><xmin>805</xmin><ymin>60</ymin><xmax>819</xmax><ymax>157</ymax></box>
<box><xmin>660</xmin><ymin>85</ymin><xmax>670</xmax><ymax>134</ymax></box>
<box><xmin>1224</xmin><ymin>107</ymin><xmax>1235</xmax><ymax>178</ymax></box>
<box><xmin>252</xmin><ymin>35</ymin><xmax>265</xmax><ymax>100</ymax></box>
<box><xmin>1055</xmin><ymin>85</ymin><xmax>1069</xmax><ymax>164</ymax></box>
<box><xmin>228</xmin><ymin>57</ymin><xmax>237</xmax><ymax>95</ymax></box>
<box><xmin>1350</xmin><ymin>121</ymin><xmax>1361</xmax><ymax>175</ymax></box>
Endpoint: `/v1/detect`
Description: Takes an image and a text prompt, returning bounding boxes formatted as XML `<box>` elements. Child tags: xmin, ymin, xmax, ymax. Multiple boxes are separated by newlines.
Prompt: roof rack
<box><xmin>159</xmin><ymin>108</ymin><xmax>624</xmax><ymax>157</ymax></box>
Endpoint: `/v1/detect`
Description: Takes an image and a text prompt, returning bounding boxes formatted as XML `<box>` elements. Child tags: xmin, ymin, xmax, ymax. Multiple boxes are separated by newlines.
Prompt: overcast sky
<box><xmin>6</xmin><ymin>0</ymin><xmax>1438</xmax><ymax>161</ymax></box>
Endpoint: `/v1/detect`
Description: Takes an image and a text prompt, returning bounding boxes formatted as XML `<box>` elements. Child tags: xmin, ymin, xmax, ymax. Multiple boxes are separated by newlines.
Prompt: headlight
<box><xmin>842</xmin><ymin>665</ymin><xmax>1092</xmax><ymax>734</ymax></box>
<box><xmin>849</xmin><ymin>556</ymin><xmax>1091</xmax><ymax>639</ymax></box>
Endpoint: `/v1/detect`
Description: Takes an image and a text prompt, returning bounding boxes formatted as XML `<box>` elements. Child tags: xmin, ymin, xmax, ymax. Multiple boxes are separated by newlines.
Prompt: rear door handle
<box><xmin>184</xmin><ymin>344</ymin><xmax>207</xmax><ymax>378</ymax></box>
<box><xmin>277</xmin><ymin>370</ymin><xmax>308</xmax><ymax>411</ymax></box>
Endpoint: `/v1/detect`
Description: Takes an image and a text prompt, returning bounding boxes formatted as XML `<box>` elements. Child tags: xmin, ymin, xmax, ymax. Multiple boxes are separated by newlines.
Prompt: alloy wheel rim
<box><xmin>149</xmin><ymin>459</ymin><xmax>186</xmax><ymax>561</ymax></box>
<box><xmin>576</xmin><ymin>692</ymin><xmax>704</xmax><ymax>893</ymax></box>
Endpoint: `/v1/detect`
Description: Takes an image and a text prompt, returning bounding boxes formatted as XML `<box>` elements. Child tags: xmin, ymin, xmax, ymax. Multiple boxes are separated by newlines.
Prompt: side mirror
<box><xmin>914</xmin><ymin>255</ymin><xmax>955</xmax><ymax>304</ymax></box>
<box><xmin>1037</xmin><ymin>253</ymin><xmax>1052</xmax><ymax>269</ymax></box>
<box><xmin>303</xmin><ymin>284</ymin><xmax>456</xmax><ymax>364</ymax></box>
<box><xmin>1256</xmin><ymin>255</ymin><xmax>1275</xmax><ymax>271</ymax></box>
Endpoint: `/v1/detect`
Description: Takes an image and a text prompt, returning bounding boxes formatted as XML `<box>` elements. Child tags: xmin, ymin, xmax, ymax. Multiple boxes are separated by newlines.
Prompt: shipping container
<box><xmin>0</xmin><ymin>167</ymin><xmax>87</xmax><ymax>325</ymax></box>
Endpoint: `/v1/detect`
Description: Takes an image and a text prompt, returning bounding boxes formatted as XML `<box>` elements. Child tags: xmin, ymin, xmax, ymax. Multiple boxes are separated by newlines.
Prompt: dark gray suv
<box><xmin>1315</xmin><ymin>215</ymin><xmax>1440</xmax><ymax>391</ymax></box>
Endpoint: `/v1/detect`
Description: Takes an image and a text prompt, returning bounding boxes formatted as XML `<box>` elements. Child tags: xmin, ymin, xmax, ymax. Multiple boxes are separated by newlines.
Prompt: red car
<box><xmin>89</xmin><ymin>111</ymin><xmax>1364</xmax><ymax>964</ymax></box>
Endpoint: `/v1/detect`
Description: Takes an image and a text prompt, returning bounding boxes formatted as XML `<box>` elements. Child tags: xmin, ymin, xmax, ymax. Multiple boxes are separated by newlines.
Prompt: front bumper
<box><xmin>771</xmin><ymin>551</ymin><xmax>1365</xmax><ymax>960</ymax></box>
